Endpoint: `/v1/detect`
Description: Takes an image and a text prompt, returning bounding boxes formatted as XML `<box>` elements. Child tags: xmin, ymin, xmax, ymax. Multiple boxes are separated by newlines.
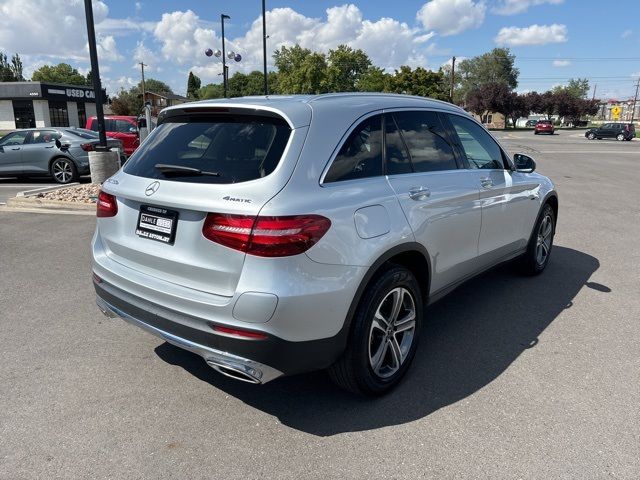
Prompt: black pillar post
<box><xmin>83</xmin><ymin>0</ymin><xmax>107</xmax><ymax>149</ymax></box>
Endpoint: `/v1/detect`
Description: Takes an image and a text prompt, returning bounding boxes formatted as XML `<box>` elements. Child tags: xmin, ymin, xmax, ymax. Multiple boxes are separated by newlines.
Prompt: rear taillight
<box><xmin>212</xmin><ymin>325</ymin><xmax>268</xmax><ymax>340</ymax></box>
<box><xmin>97</xmin><ymin>191</ymin><xmax>118</xmax><ymax>218</ymax></box>
<box><xmin>202</xmin><ymin>213</ymin><xmax>331</xmax><ymax>257</ymax></box>
<box><xmin>81</xmin><ymin>143</ymin><xmax>95</xmax><ymax>152</ymax></box>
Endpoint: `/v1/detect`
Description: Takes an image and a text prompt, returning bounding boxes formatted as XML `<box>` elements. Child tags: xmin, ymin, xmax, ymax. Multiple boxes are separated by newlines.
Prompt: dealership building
<box><xmin>0</xmin><ymin>81</ymin><xmax>107</xmax><ymax>130</ymax></box>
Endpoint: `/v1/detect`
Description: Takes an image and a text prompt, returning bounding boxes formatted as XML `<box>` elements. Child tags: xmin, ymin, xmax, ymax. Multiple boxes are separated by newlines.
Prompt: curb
<box><xmin>17</xmin><ymin>182</ymin><xmax>80</xmax><ymax>197</ymax></box>
<box><xmin>6</xmin><ymin>195</ymin><xmax>96</xmax><ymax>211</ymax></box>
<box><xmin>0</xmin><ymin>205</ymin><xmax>95</xmax><ymax>216</ymax></box>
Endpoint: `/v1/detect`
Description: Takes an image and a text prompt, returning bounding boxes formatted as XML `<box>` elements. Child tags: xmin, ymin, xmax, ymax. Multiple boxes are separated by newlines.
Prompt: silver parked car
<box><xmin>92</xmin><ymin>94</ymin><xmax>558</xmax><ymax>395</ymax></box>
<box><xmin>0</xmin><ymin>127</ymin><xmax>124</xmax><ymax>183</ymax></box>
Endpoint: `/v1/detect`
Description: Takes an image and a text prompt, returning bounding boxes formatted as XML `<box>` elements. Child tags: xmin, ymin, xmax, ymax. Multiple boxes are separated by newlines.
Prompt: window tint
<box><xmin>89</xmin><ymin>119</ymin><xmax>98</xmax><ymax>131</ymax></box>
<box><xmin>325</xmin><ymin>115</ymin><xmax>383</xmax><ymax>182</ymax></box>
<box><xmin>116</xmin><ymin>119</ymin><xmax>134</xmax><ymax>133</ymax></box>
<box><xmin>0</xmin><ymin>131</ymin><xmax>29</xmax><ymax>146</ymax></box>
<box><xmin>30</xmin><ymin>130</ymin><xmax>62</xmax><ymax>143</ymax></box>
<box><xmin>447</xmin><ymin>114</ymin><xmax>505</xmax><ymax>170</ymax></box>
<box><xmin>385</xmin><ymin>115</ymin><xmax>411</xmax><ymax>175</ymax></box>
<box><xmin>393</xmin><ymin>111</ymin><xmax>457</xmax><ymax>173</ymax></box>
<box><xmin>124</xmin><ymin>115</ymin><xmax>291</xmax><ymax>184</ymax></box>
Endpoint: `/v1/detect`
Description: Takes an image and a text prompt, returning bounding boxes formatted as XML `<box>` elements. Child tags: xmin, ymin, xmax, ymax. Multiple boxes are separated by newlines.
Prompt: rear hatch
<box><xmin>96</xmin><ymin>106</ymin><xmax>308</xmax><ymax>297</ymax></box>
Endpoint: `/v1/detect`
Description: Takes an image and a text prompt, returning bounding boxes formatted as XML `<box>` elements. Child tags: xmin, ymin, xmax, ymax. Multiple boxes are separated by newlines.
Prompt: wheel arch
<box><xmin>49</xmin><ymin>155</ymin><xmax>78</xmax><ymax>171</ymax></box>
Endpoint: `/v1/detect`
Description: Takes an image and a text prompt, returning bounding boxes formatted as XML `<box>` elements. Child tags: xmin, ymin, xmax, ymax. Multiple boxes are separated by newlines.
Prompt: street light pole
<box><xmin>631</xmin><ymin>77</ymin><xmax>640</xmax><ymax>123</ymax></box>
<box><xmin>262</xmin><ymin>0</ymin><xmax>268</xmax><ymax>95</ymax></box>
<box><xmin>83</xmin><ymin>0</ymin><xmax>107</xmax><ymax>148</ymax></box>
<box><xmin>221</xmin><ymin>14</ymin><xmax>230</xmax><ymax>98</ymax></box>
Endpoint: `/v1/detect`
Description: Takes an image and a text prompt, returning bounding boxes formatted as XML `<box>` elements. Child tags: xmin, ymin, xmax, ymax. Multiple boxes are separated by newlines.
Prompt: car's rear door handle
<box><xmin>409</xmin><ymin>186</ymin><xmax>431</xmax><ymax>200</ymax></box>
<box><xmin>45</xmin><ymin>145</ymin><xmax>54</xmax><ymax>149</ymax></box>
<box><xmin>11</xmin><ymin>147</ymin><xmax>20</xmax><ymax>151</ymax></box>
<box><xmin>480</xmin><ymin>177</ymin><xmax>493</xmax><ymax>188</ymax></box>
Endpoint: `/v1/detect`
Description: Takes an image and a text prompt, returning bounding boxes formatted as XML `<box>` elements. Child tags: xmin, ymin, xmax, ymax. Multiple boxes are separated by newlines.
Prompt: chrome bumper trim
<box><xmin>96</xmin><ymin>296</ymin><xmax>283</xmax><ymax>384</ymax></box>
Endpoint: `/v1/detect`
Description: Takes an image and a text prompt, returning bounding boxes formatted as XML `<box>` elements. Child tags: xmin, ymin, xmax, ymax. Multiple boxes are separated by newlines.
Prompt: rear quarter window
<box><xmin>123</xmin><ymin>115</ymin><xmax>291</xmax><ymax>184</ymax></box>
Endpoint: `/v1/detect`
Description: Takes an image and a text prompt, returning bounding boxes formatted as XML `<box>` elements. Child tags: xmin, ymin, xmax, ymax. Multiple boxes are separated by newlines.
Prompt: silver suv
<box><xmin>92</xmin><ymin>94</ymin><xmax>558</xmax><ymax>395</ymax></box>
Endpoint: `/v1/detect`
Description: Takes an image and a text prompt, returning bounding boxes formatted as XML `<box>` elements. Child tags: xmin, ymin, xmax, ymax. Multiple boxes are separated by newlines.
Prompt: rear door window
<box><xmin>115</xmin><ymin>119</ymin><xmax>134</xmax><ymax>133</ymax></box>
<box><xmin>124</xmin><ymin>115</ymin><xmax>291</xmax><ymax>184</ymax></box>
<box><xmin>324</xmin><ymin>114</ymin><xmax>383</xmax><ymax>182</ymax></box>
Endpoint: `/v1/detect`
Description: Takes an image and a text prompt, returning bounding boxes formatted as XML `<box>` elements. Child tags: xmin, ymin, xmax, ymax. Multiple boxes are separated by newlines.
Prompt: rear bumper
<box><xmin>94</xmin><ymin>278</ymin><xmax>347</xmax><ymax>382</ymax></box>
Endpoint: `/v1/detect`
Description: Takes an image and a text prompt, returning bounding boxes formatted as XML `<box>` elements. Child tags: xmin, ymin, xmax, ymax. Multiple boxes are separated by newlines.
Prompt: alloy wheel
<box><xmin>368</xmin><ymin>287</ymin><xmax>416</xmax><ymax>379</ymax></box>
<box><xmin>536</xmin><ymin>213</ymin><xmax>553</xmax><ymax>266</ymax></box>
<box><xmin>53</xmin><ymin>159</ymin><xmax>73</xmax><ymax>183</ymax></box>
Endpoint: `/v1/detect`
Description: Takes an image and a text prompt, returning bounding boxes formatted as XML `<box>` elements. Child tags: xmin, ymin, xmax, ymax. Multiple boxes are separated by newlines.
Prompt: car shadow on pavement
<box><xmin>155</xmin><ymin>246</ymin><xmax>602</xmax><ymax>436</ymax></box>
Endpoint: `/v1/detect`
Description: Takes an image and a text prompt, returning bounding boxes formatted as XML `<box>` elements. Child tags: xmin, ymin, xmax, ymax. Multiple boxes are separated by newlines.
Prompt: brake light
<box><xmin>202</xmin><ymin>213</ymin><xmax>331</xmax><ymax>257</ymax></box>
<box><xmin>81</xmin><ymin>143</ymin><xmax>95</xmax><ymax>152</ymax></box>
<box><xmin>97</xmin><ymin>191</ymin><xmax>118</xmax><ymax>217</ymax></box>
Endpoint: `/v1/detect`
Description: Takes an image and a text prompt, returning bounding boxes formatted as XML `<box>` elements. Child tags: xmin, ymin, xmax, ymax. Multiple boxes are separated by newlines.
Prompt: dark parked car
<box><xmin>585</xmin><ymin>123</ymin><xmax>635</xmax><ymax>141</ymax></box>
<box><xmin>535</xmin><ymin>119</ymin><xmax>554</xmax><ymax>135</ymax></box>
<box><xmin>0</xmin><ymin>128</ymin><xmax>124</xmax><ymax>183</ymax></box>
<box><xmin>525</xmin><ymin>119</ymin><xmax>538</xmax><ymax>127</ymax></box>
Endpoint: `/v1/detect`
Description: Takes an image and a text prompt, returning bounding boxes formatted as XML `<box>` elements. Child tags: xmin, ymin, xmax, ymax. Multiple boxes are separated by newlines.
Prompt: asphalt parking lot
<box><xmin>1</xmin><ymin>131</ymin><xmax>638</xmax><ymax>479</ymax></box>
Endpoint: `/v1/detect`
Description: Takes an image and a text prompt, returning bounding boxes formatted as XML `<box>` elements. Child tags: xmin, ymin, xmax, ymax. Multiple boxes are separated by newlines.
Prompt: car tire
<box><xmin>50</xmin><ymin>157</ymin><xmax>78</xmax><ymax>184</ymax></box>
<box><xmin>517</xmin><ymin>203</ymin><xmax>555</xmax><ymax>276</ymax></box>
<box><xmin>616</xmin><ymin>134</ymin><xmax>625</xmax><ymax>141</ymax></box>
<box><xmin>587</xmin><ymin>132</ymin><xmax>596</xmax><ymax>140</ymax></box>
<box><xmin>328</xmin><ymin>265</ymin><xmax>423</xmax><ymax>396</ymax></box>
<box><xmin>534</xmin><ymin>131</ymin><xmax>538</xmax><ymax>135</ymax></box>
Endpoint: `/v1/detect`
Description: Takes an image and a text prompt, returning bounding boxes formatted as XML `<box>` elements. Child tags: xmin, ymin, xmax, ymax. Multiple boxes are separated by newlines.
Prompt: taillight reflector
<box><xmin>212</xmin><ymin>325</ymin><xmax>268</xmax><ymax>340</ymax></box>
<box><xmin>81</xmin><ymin>143</ymin><xmax>95</xmax><ymax>152</ymax></box>
<box><xmin>97</xmin><ymin>191</ymin><xmax>118</xmax><ymax>218</ymax></box>
<box><xmin>202</xmin><ymin>213</ymin><xmax>331</xmax><ymax>257</ymax></box>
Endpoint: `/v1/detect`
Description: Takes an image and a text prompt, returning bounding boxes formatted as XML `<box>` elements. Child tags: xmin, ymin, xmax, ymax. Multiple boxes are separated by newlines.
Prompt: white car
<box><xmin>92</xmin><ymin>93</ymin><xmax>558</xmax><ymax>395</ymax></box>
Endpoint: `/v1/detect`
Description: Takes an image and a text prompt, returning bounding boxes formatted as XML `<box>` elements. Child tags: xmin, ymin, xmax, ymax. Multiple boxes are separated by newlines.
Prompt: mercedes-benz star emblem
<box><xmin>145</xmin><ymin>181</ymin><xmax>160</xmax><ymax>196</ymax></box>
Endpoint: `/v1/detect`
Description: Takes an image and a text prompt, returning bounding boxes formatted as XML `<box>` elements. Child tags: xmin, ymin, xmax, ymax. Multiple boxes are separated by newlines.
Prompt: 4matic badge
<box><xmin>223</xmin><ymin>196</ymin><xmax>252</xmax><ymax>203</ymax></box>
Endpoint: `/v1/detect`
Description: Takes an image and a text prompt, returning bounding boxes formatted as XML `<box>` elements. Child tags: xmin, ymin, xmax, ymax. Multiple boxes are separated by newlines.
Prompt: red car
<box><xmin>86</xmin><ymin>115</ymin><xmax>140</xmax><ymax>156</ymax></box>
<box><xmin>534</xmin><ymin>119</ymin><xmax>555</xmax><ymax>135</ymax></box>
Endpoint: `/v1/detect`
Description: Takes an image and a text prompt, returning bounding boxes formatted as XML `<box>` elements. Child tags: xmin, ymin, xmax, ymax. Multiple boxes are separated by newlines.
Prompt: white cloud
<box><xmin>103</xmin><ymin>76</ymin><xmax>137</xmax><ymax>95</ymax></box>
<box><xmin>493</xmin><ymin>0</ymin><xmax>563</xmax><ymax>15</ymax></box>
<box><xmin>132</xmin><ymin>41</ymin><xmax>157</xmax><ymax>72</ymax></box>
<box><xmin>621</xmin><ymin>29</ymin><xmax>632</xmax><ymax>39</ymax></box>
<box><xmin>552</xmin><ymin>59</ymin><xmax>570</xmax><ymax>67</ymax></box>
<box><xmin>156</xmin><ymin>5</ymin><xmax>437</xmax><ymax>83</ymax></box>
<box><xmin>416</xmin><ymin>0</ymin><xmax>485</xmax><ymax>36</ymax></box>
<box><xmin>495</xmin><ymin>24</ymin><xmax>568</xmax><ymax>46</ymax></box>
<box><xmin>0</xmin><ymin>0</ymin><xmax>122</xmax><ymax>62</ymax></box>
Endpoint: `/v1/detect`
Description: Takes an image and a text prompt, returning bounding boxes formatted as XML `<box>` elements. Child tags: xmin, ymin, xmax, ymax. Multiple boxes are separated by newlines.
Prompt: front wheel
<box><xmin>328</xmin><ymin>265</ymin><xmax>423</xmax><ymax>395</ymax></box>
<box><xmin>50</xmin><ymin>158</ymin><xmax>78</xmax><ymax>184</ymax></box>
<box><xmin>587</xmin><ymin>132</ymin><xmax>595</xmax><ymax>140</ymax></box>
<box><xmin>517</xmin><ymin>204</ymin><xmax>555</xmax><ymax>276</ymax></box>
<box><xmin>616</xmin><ymin>134</ymin><xmax>625</xmax><ymax>141</ymax></box>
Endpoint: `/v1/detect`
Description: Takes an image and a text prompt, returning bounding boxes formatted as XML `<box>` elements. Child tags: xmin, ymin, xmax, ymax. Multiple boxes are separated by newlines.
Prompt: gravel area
<box><xmin>37</xmin><ymin>183</ymin><xmax>101</xmax><ymax>203</ymax></box>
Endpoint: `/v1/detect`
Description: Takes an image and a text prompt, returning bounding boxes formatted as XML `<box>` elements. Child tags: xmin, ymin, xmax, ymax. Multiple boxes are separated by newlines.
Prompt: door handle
<box><xmin>11</xmin><ymin>147</ymin><xmax>20</xmax><ymax>151</ymax></box>
<box><xmin>409</xmin><ymin>186</ymin><xmax>431</xmax><ymax>201</ymax></box>
<box><xmin>480</xmin><ymin>177</ymin><xmax>493</xmax><ymax>188</ymax></box>
<box><xmin>45</xmin><ymin>145</ymin><xmax>54</xmax><ymax>149</ymax></box>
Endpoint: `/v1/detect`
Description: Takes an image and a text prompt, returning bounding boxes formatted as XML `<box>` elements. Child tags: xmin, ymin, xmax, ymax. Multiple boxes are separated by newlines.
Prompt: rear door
<box><xmin>96</xmin><ymin>111</ymin><xmax>301</xmax><ymax>297</ymax></box>
<box><xmin>0</xmin><ymin>131</ymin><xmax>29</xmax><ymax>175</ymax></box>
<box><xmin>383</xmin><ymin>110</ymin><xmax>482</xmax><ymax>293</ymax></box>
<box><xmin>444</xmin><ymin>113</ymin><xmax>540</xmax><ymax>265</ymax></box>
<box><xmin>20</xmin><ymin>129</ymin><xmax>61</xmax><ymax>174</ymax></box>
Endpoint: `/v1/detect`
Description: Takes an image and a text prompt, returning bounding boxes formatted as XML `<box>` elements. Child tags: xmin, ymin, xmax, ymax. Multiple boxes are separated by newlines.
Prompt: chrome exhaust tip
<box><xmin>206</xmin><ymin>359</ymin><xmax>263</xmax><ymax>384</ymax></box>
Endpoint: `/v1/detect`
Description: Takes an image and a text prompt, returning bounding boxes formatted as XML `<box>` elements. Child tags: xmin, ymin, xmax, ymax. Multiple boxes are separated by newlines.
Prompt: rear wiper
<box><xmin>154</xmin><ymin>163</ymin><xmax>220</xmax><ymax>177</ymax></box>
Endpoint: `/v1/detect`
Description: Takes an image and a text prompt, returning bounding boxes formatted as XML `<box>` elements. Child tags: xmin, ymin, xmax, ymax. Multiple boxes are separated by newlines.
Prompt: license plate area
<box><xmin>136</xmin><ymin>205</ymin><xmax>179</xmax><ymax>244</ymax></box>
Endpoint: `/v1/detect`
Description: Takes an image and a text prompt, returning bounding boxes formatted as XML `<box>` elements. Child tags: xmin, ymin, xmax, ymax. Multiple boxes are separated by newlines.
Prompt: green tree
<box><xmin>553</xmin><ymin>78</ymin><xmax>590</xmax><ymax>99</ymax></box>
<box><xmin>142</xmin><ymin>78</ymin><xmax>172</xmax><ymax>94</ymax></box>
<box><xmin>273</xmin><ymin>45</ymin><xmax>328</xmax><ymax>94</ymax></box>
<box><xmin>110</xmin><ymin>88</ymin><xmax>142</xmax><ymax>116</ymax></box>
<box><xmin>326</xmin><ymin>45</ymin><xmax>371</xmax><ymax>92</ymax></box>
<box><xmin>187</xmin><ymin>71</ymin><xmax>201</xmax><ymax>99</ymax></box>
<box><xmin>386</xmin><ymin>66</ymin><xmax>448</xmax><ymax>100</ymax></box>
<box><xmin>197</xmin><ymin>83</ymin><xmax>224</xmax><ymax>99</ymax></box>
<box><xmin>356</xmin><ymin>67</ymin><xmax>388</xmax><ymax>92</ymax></box>
<box><xmin>31</xmin><ymin>63</ymin><xmax>87</xmax><ymax>85</ymax></box>
<box><xmin>457</xmin><ymin>48</ymin><xmax>519</xmax><ymax>102</ymax></box>
<box><xmin>0</xmin><ymin>52</ymin><xmax>25</xmax><ymax>81</ymax></box>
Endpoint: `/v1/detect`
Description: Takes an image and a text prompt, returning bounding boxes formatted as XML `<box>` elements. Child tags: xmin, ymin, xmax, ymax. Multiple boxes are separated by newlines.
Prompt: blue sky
<box><xmin>1</xmin><ymin>0</ymin><xmax>638</xmax><ymax>99</ymax></box>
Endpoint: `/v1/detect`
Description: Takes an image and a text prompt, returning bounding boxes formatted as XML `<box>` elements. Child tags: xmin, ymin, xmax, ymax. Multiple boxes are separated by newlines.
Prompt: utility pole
<box><xmin>450</xmin><ymin>56</ymin><xmax>456</xmax><ymax>104</ymax></box>
<box><xmin>262</xmin><ymin>0</ymin><xmax>268</xmax><ymax>96</ymax></box>
<box><xmin>139</xmin><ymin>62</ymin><xmax>147</xmax><ymax>103</ymax></box>
<box><xmin>221</xmin><ymin>14</ymin><xmax>230</xmax><ymax>98</ymax></box>
<box><xmin>83</xmin><ymin>0</ymin><xmax>107</xmax><ymax>148</ymax></box>
<box><xmin>631</xmin><ymin>77</ymin><xmax>640</xmax><ymax>123</ymax></box>
<box><xmin>592</xmin><ymin>83</ymin><xmax>597</xmax><ymax>101</ymax></box>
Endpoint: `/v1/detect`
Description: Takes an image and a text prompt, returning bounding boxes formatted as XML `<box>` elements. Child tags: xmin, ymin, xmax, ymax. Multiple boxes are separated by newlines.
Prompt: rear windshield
<box><xmin>123</xmin><ymin>115</ymin><xmax>291</xmax><ymax>184</ymax></box>
<box><xmin>538</xmin><ymin>120</ymin><xmax>552</xmax><ymax>124</ymax></box>
<box><xmin>65</xmin><ymin>129</ymin><xmax>99</xmax><ymax>140</ymax></box>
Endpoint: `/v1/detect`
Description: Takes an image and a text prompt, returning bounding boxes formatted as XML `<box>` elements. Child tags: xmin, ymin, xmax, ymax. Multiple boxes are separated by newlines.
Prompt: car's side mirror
<box><xmin>129</xmin><ymin>127</ymin><xmax>138</xmax><ymax>134</ymax></box>
<box><xmin>0</xmin><ymin>146</ymin><xmax>4</xmax><ymax>153</ymax></box>
<box><xmin>514</xmin><ymin>153</ymin><xmax>536</xmax><ymax>173</ymax></box>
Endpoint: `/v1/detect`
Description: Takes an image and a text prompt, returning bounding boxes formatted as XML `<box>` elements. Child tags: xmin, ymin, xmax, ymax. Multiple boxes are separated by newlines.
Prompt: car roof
<box><xmin>163</xmin><ymin>93</ymin><xmax>469</xmax><ymax>128</ymax></box>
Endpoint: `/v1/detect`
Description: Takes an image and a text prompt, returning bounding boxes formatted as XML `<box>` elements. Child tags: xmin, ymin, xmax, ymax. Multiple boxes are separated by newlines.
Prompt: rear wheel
<box><xmin>517</xmin><ymin>204</ymin><xmax>555</xmax><ymax>276</ymax></box>
<box><xmin>587</xmin><ymin>132</ymin><xmax>595</xmax><ymax>140</ymax></box>
<box><xmin>50</xmin><ymin>157</ymin><xmax>77</xmax><ymax>184</ymax></box>
<box><xmin>328</xmin><ymin>265</ymin><xmax>423</xmax><ymax>396</ymax></box>
<box><xmin>616</xmin><ymin>133</ymin><xmax>625</xmax><ymax>141</ymax></box>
